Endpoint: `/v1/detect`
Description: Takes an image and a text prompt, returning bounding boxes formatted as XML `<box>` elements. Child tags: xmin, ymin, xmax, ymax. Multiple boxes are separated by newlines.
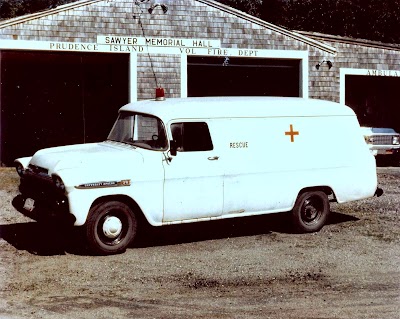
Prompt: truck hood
<box><xmin>29</xmin><ymin>141</ymin><xmax>144</xmax><ymax>174</ymax></box>
<box><xmin>360</xmin><ymin>127</ymin><xmax>398</xmax><ymax>135</ymax></box>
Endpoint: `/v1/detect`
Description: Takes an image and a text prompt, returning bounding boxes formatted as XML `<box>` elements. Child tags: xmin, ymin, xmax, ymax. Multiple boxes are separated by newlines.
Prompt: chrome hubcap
<box><xmin>102</xmin><ymin>216</ymin><xmax>123</xmax><ymax>239</ymax></box>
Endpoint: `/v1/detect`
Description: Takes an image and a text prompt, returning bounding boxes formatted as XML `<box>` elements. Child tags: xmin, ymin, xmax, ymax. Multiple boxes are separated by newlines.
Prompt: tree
<box><xmin>217</xmin><ymin>0</ymin><xmax>262</xmax><ymax>17</ymax></box>
<box><xmin>279</xmin><ymin>0</ymin><xmax>400</xmax><ymax>44</ymax></box>
<box><xmin>0</xmin><ymin>0</ymin><xmax>24</xmax><ymax>19</ymax></box>
<box><xmin>217</xmin><ymin>0</ymin><xmax>400</xmax><ymax>44</ymax></box>
<box><xmin>0</xmin><ymin>0</ymin><xmax>77</xmax><ymax>20</ymax></box>
<box><xmin>260</xmin><ymin>0</ymin><xmax>282</xmax><ymax>25</ymax></box>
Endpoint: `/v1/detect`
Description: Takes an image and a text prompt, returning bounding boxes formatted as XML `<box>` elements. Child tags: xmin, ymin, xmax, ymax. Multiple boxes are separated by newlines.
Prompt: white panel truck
<box><xmin>14</xmin><ymin>97</ymin><xmax>383</xmax><ymax>255</ymax></box>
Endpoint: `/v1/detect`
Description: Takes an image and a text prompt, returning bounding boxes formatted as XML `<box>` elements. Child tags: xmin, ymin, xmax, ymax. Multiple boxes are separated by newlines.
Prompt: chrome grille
<box><xmin>370</xmin><ymin>135</ymin><xmax>393</xmax><ymax>145</ymax></box>
<box><xmin>28</xmin><ymin>164</ymin><xmax>49</xmax><ymax>175</ymax></box>
<box><xmin>27</xmin><ymin>164</ymin><xmax>51</xmax><ymax>182</ymax></box>
<box><xmin>21</xmin><ymin>166</ymin><xmax>57</xmax><ymax>201</ymax></box>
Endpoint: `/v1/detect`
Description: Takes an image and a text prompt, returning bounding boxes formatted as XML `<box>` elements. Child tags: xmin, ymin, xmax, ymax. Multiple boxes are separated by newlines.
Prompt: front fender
<box><xmin>67</xmin><ymin>187</ymin><xmax>135</xmax><ymax>226</ymax></box>
<box><xmin>14</xmin><ymin>157</ymin><xmax>32</xmax><ymax>169</ymax></box>
<box><xmin>67</xmin><ymin>183</ymin><xmax>164</xmax><ymax>227</ymax></box>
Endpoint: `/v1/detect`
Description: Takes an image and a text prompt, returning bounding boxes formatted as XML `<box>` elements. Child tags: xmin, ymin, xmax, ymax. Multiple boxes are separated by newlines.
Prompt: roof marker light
<box><xmin>155</xmin><ymin>87</ymin><xmax>166</xmax><ymax>101</ymax></box>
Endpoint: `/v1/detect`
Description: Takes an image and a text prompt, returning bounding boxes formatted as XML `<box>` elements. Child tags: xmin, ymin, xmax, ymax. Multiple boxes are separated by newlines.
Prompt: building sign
<box><xmin>49</xmin><ymin>42</ymin><xmax>99</xmax><ymax>52</ymax></box>
<box><xmin>96</xmin><ymin>35</ymin><xmax>221</xmax><ymax>48</ymax></box>
<box><xmin>0</xmin><ymin>36</ymin><xmax>307</xmax><ymax>60</ymax></box>
<box><xmin>98</xmin><ymin>35</ymin><xmax>221</xmax><ymax>53</ymax></box>
<box><xmin>367</xmin><ymin>69</ymin><xmax>400</xmax><ymax>77</ymax></box>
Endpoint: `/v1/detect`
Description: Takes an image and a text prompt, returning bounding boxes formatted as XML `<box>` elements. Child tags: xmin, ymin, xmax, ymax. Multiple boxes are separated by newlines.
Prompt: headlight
<box><xmin>393</xmin><ymin>136</ymin><xmax>400</xmax><ymax>145</ymax></box>
<box><xmin>364</xmin><ymin>136</ymin><xmax>374</xmax><ymax>144</ymax></box>
<box><xmin>52</xmin><ymin>175</ymin><xmax>65</xmax><ymax>191</ymax></box>
<box><xmin>15</xmin><ymin>163</ymin><xmax>25</xmax><ymax>177</ymax></box>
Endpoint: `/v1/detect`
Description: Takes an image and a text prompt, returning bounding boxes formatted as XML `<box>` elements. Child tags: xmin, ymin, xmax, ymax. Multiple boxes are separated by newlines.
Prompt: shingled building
<box><xmin>1</xmin><ymin>0</ymin><xmax>399</xmax><ymax>165</ymax></box>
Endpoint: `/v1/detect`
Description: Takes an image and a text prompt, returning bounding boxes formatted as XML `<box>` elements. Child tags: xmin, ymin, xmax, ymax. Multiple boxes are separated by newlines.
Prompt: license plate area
<box><xmin>23</xmin><ymin>198</ymin><xmax>35</xmax><ymax>212</ymax></box>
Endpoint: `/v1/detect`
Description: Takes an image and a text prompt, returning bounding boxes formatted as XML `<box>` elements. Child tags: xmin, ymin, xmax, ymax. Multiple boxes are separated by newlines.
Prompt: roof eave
<box><xmin>0</xmin><ymin>0</ymin><xmax>103</xmax><ymax>29</ymax></box>
<box><xmin>196</xmin><ymin>0</ymin><xmax>337</xmax><ymax>55</ymax></box>
<box><xmin>296</xmin><ymin>30</ymin><xmax>400</xmax><ymax>52</ymax></box>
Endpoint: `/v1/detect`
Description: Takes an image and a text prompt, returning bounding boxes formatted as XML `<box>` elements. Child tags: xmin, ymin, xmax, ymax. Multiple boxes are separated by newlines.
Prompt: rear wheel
<box><xmin>291</xmin><ymin>191</ymin><xmax>330</xmax><ymax>233</ymax></box>
<box><xmin>86</xmin><ymin>201</ymin><xmax>137</xmax><ymax>255</ymax></box>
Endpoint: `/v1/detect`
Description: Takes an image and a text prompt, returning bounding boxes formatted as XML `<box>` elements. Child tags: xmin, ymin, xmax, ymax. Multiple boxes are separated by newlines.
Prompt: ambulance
<box><xmin>14</xmin><ymin>96</ymin><xmax>382</xmax><ymax>255</ymax></box>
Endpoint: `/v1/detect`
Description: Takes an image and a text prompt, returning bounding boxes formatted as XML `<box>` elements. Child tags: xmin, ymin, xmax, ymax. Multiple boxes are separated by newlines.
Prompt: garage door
<box><xmin>345</xmin><ymin>75</ymin><xmax>400</xmax><ymax>132</ymax></box>
<box><xmin>0</xmin><ymin>51</ymin><xmax>129</xmax><ymax>166</ymax></box>
<box><xmin>187</xmin><ymin>56</ymin><xmax>300</xmax><ymax>97</ymax></box>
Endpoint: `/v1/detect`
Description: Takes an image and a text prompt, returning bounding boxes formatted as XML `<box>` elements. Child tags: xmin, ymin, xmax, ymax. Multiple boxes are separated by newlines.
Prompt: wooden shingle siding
<box><xmin>138</xmin><ymin>54</ymin><xmax>181</xmax><ymax>100</ymax></box>
<box><xmin>301</xmin><ymin>31</ymin><xmax>400</xmax><ymax>103</ymax></box>
<box><xmin>2</xmin><ymin>0</ymin><xmax>398</xmax><ymax>102</ymax></box>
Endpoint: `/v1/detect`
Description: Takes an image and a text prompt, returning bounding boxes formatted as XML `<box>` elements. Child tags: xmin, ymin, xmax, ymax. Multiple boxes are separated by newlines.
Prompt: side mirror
<box><xmin>169</xmin><ymin>140</ymin><xmax>177</xmax><ymax>156</ymax></box>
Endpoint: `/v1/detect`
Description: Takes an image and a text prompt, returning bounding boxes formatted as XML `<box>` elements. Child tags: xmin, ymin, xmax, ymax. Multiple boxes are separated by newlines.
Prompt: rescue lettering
<box><xmin>230</xmin><ymin>142</ymin><xmax>248</xmax><ymax>148</ymax></box>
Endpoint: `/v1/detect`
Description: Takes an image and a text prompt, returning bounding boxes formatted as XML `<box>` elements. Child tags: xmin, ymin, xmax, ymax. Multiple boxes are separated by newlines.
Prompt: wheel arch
<box><xmin>90</xmin><ymin>195</ymin><xmax>150</xmax><ymax>227</ymax></box>
<box><xmin>296</xmin><ymin>186</ymin><xmax>335</xmax><ymax>201</ymax></box>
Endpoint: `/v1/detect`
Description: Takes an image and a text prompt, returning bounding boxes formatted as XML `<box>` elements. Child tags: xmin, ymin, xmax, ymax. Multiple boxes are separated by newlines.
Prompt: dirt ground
<box><xmin>0</xmin><ymin>167</ymin><xmax>399</xmax><ymax>319</ymax></box>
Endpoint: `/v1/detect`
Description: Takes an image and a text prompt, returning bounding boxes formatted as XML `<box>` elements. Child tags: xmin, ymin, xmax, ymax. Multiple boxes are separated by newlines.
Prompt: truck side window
<box><xmin>171</xmin><ymin>122</ymin><xmax>213</xmax><ymax>152</ymax></box>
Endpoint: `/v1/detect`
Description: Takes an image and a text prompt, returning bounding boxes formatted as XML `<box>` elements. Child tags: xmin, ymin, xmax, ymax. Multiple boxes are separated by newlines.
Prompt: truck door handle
<box><xmin>208</xmin><ymin>156</ymin><xmax>219</xmax><ymax>161</ymax></box>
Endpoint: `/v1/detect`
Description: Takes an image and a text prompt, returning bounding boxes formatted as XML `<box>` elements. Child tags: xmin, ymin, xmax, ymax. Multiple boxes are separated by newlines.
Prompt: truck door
<box><xmin>162</xmin><ymin>121</ymin><xmax>223</xmax><ymax>222</ymax></box>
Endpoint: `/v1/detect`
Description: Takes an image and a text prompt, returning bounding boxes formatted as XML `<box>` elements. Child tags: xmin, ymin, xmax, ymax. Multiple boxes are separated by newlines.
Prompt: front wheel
<box><xmin>291</xmin><ymin>191</ymin><xmax>330</xmax><ymax>233</ymax></box>
<box><xmin>86</xmin><ymin>201</ymin><xmax>137</xmax><ymax>255</ymax></box>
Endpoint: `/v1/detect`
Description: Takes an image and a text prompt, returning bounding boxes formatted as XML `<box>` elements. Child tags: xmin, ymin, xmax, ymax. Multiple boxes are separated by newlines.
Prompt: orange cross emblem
<box><xmin>285</xmin><ymin>124</ymin><xmax>299</xmax><ymax>142</ymax></box>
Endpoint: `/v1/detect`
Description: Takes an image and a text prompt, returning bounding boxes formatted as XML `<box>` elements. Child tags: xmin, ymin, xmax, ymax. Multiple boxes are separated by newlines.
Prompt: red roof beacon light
<box><xmin>155</xmin><ymin>87</ymin><xmax>166</xmax><ymax>101</ymax></box>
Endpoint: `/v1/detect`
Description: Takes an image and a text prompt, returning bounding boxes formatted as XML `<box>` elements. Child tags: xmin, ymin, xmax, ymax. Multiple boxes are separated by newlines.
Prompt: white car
<box><xmin>361</xmin><ymin>127</ymin><xmax>400</xmax><ymax>157</ymax></box>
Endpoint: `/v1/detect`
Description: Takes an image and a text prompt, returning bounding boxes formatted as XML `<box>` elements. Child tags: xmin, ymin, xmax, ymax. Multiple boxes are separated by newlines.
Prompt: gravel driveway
<box><xmin>0</xmin><ymin>167</ymin><xmax>399</xmax><ymax>319</ymax></box>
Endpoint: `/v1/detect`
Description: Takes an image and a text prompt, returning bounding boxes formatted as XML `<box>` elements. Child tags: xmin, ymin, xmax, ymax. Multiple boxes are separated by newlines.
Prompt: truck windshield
<box><xmin>107</xmin><ymin>111</ymin><xmax>168</xmax><ymax>151</ymax></box>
